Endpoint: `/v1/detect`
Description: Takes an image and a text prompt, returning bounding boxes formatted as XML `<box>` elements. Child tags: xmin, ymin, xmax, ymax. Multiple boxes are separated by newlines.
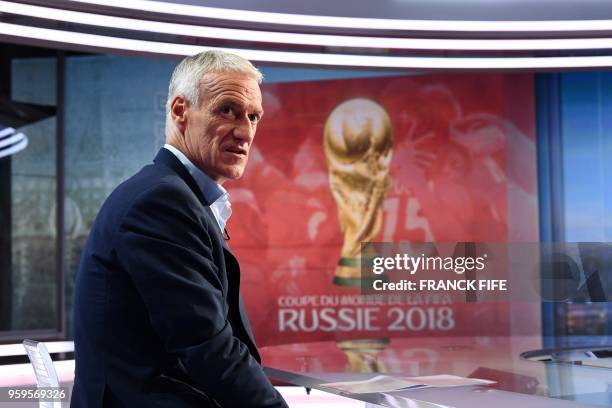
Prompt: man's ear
<box><xmin>170</xmin><ymin>95</ymin><xmax>188</xmax><ymax>134</ymax></box>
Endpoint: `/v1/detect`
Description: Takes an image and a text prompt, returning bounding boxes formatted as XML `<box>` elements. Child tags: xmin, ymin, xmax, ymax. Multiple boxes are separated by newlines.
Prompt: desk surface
<box><xmin>260</xmin><ymin>335</ymin><xmax>612</xmax><ymax>407</ymax></box>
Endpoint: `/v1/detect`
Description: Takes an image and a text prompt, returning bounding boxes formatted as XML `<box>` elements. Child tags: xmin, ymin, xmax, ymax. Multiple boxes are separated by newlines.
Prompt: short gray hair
<box><xmin>165</xmin><ymin>50</ymin><xmax>263</xmax><ymax>131</ymax></box>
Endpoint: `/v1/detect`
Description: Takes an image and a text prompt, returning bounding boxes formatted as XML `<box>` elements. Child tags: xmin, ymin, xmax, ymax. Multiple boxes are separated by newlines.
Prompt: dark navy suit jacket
<box><xmin>71</xmin><ymin>148</ymin><xmax>287</xmax><ymax>408</ymax></box>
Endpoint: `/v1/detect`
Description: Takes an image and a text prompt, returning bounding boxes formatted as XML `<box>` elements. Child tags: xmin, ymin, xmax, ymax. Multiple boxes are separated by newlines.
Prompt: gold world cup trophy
<box><xmin>324</xmin><ymin>98</ymin><xmax>393</xmax><ymax>287</ymax></box>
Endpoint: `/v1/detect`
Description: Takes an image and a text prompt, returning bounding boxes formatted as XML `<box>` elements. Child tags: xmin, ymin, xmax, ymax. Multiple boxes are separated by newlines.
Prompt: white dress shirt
<box><xmin>163</xmin><ymin>144</ymin><xmax>231</xmax><ymax>232</ymax></box>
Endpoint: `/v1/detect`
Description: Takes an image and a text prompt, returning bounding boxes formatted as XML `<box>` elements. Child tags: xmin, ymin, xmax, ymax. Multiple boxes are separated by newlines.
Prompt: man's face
<box><xmin>182</xmin><ymin>71</ymin><xmax>263</xmax><ymax>184</ymax></box>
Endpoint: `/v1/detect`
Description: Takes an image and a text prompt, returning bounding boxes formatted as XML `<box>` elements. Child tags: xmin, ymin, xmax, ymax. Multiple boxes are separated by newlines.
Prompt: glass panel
<box><xmin>551</xmin><ymin>72</ymin><xmax>612</xmax><ymax>340</ymax></box>
<box><xmin>0</xmin><ymin>54</ymin><xmax>58</xmax><ymax>333</ymax></box>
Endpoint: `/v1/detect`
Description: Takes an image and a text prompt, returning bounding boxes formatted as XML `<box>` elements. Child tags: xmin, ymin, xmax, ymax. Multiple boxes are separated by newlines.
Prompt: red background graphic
<box><xmin>226</xmin><ymin>74</ymin><xmax>538</xmax><ymax>347</ymax></box>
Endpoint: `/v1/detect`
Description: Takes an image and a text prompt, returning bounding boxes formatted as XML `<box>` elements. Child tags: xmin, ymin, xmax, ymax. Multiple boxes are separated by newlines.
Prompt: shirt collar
<box><xmin>163</xmin><ymin>144</ymin><xmax>227</xmax><ymax>205</ymax></box>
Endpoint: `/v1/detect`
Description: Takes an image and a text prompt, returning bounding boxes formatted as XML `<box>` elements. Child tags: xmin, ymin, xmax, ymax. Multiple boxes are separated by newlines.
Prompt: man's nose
<box><xmin>233</xmin><ymin>117</ymin><xmax>255</xmax><ymax>143</ymax></box>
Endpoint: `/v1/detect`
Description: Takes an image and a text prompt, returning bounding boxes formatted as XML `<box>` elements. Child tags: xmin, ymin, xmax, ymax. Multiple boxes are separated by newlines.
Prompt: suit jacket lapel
<box><xmin>237</xmin><ymin>295</ymin><xmax>260</xmax><ymax>361</ymax></box>
<box><xmin>155</xmin><ymin>150</ymin><xmax>239</xmax><ymax>259</ymax></box>
<box><xmin>222</xmin><ymin>245</ymin><xmax>261</xmax><ymax>363</ymax></box>
<box><xmin>153</xmin><ymin>148</ymin><xmax>210</xmax><ymax>207</ymax></box>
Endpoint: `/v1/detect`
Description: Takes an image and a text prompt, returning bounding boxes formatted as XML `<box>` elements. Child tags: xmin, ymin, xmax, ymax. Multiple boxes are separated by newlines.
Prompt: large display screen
<box><xmin>228</xmin><ymin>73</ymin><xmax>539</xmax><ymax>347</ymax></box>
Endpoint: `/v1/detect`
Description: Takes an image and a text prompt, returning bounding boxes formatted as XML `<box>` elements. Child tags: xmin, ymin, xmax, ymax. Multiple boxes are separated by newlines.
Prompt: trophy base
<box><xmin>336</xmin><ymin>338</ymin><xmax>390</xmax><ymax>372</ymax></box>
<box><xmin>333</xmin><ymin>275</ymin><xmax>363</xmax><ymax>287</ymax></box>
<box><xmin>336</xmin><ymin>338</ymin><xmax>390</xmax><ymax>350</ymax></box>
<box><xmin>333</xmin><ymin>261</ymin><xmax>388</xmax><ymax>287</ymax></box>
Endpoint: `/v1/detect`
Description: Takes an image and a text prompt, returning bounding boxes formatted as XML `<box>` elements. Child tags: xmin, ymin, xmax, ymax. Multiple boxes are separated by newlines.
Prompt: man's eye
<box><xmin>221</xmin><ymin>106</ymin><xmax>234</xmax><ymax>116</ymax></box>
<box><xmin>248</xmin><ymin>114</ymin><xmax>259</xmax><ymax>123</ymax></box>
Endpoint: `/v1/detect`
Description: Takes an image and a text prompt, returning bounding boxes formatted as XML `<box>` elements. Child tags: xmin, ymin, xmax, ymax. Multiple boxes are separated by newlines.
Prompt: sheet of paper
<box><xmin>321</xmin><ymin>375</ymin><xmax>425</xmax><ymax>394</ymax></box>
<box><xmin>400</xmin><ymin>374</ymin><xmax>496</xmax><ymax>388</ymax></box>
<box><xmin>320</xmin><ymin>374</ymin><xmax>495</xmax><ymax>394</ymax></box>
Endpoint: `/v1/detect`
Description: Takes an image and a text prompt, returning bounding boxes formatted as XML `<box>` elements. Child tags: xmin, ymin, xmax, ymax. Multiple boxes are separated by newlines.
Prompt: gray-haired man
<box><xmin>72</xmin><ymin>51</ymin><xmax>288</xmax><ymax>408</ymax></box>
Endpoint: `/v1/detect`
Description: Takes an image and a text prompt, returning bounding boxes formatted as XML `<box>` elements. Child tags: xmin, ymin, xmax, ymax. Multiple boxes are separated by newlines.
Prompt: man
<box><xmin>71</xmin><ymin>51</ymin><xmax>288</xmax><ymax>408</ymax></box>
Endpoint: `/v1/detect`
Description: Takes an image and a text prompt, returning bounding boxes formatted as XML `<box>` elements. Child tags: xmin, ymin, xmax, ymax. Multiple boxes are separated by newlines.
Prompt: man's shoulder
<box><xmin>98</xmin><ymin>161</ymin><xmax>201</xmax><ymax>223</ymax></box>
<box><xmin>117</xmin><ymin>161</ymin><xmax>192</xmax><ymax>198</ymax></box>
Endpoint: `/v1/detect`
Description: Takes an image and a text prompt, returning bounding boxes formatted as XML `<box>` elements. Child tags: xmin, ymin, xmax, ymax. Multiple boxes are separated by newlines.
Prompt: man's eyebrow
<box><xmin>214</xmin><ymin>97</ymin><xmax>242</xmax><ymax>105</ymax></box>
<box><xmin>211</xmin><ymin>96</ymin><xmax>263</xmax><ymax>115</ymax></box>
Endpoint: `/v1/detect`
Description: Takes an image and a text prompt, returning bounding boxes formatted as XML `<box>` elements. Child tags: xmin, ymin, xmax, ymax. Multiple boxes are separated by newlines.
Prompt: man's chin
<box><xmin>220</xmin><ymin>167</ymin><xmax>246</xmax><ymax>182</ymax></box>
